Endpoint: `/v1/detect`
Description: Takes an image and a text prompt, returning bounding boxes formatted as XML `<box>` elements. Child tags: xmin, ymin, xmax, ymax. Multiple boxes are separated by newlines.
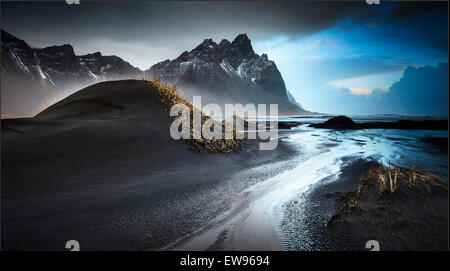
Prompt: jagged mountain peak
<box><xmin>201</xmin><ymin>38</ymin><xmax>216</xmax><ymax>45</ymax></box>
<box><xmin>234</xmin><ymin>34</ymin><xmax>251</xmax><ymax>47</ymax></box>
<box><xmin>1</xmin><ymin>29</ymin><xmax>304</xmax><ymax>116</ymax></box>
<box><xmin>1</xmin><ymin>30</ymin><xmax>143</xmax><ymax>116</ymax></box>
<box><xmin>1</xmin><ymin>29</ymin><xmax>29</xmax><ymax>51</ymax></box>
<box><xmin>231</xmin><ymin>33</ymin><xmax>254</xmax><ymax>58</ymax></box>
<box><xmin>2</xmin><ymin>29</ymin><xmax>21</xmax><ymax>42</ymax></box>
<box><xmin>233</xmin><ymin>33</ymin><xmax>249</xmax><ymax>41</ymax></box>
<box><xmin>91</xmin><ymin>52</ymin><xmax>103</xmax><ymax>57</ymax></box>
<box><xmin>218</xmin><ymin>39</ymin><xmax>231</xmax><ymax>47</ymax></box>
<box><xmin>40</xmin><ymin>44</ymin><xmax>76</xmax><ymax>58</ymax></box>
<box><xmin>193</xmin><ymin>38</ymin><xmax>218</xmax><ymax>51</ymax></box>
<box><xmin>146</xmin><ymin>34</ymin><xmax>305</xmax><ymax>113</ymax></box>
<box><xmin>177</xmin><ymin>34</ymin><xmax>257</xmax><ymax>66</ymax></box>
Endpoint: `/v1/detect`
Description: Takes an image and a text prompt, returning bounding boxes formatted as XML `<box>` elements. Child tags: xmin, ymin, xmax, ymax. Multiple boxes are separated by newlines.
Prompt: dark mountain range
<box><xmin>1</xmin><ymin>30</ymin><xmax>143</xmax><ymax>117</ymax></box>
<box><xmin>1</xmin><ymin>30</ymin><xmax>306</xmax><ymax>117</ymax></box>
<box><xmin>146</xmin><ymin>34</ymin><xmax>306</xmax><ymax>114</ymax></box>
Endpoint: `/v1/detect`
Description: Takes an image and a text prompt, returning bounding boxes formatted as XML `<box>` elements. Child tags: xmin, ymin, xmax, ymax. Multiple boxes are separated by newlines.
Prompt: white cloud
<box><xmin>330</xmin><ymin>71</ymin><xmax>403</xmax><ymax>95</ymax></box>
<box><xmin>348</xmin><ymin>87</ymin><xmax>373</xmax><ymax>95</ymax></box>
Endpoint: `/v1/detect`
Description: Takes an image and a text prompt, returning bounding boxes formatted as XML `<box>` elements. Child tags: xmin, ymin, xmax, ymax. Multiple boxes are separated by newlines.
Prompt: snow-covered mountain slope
<box><xmin>1</xmin><ymin>30</ymin><xmax>143</xmax><ymax>117</ymax></box>
<box><xmin>1</xmin><ymin>31</ymin><xmax>307</xmax><ymax>117</ymax></box>
<box><xmin>146</xmin><ymin>34</ymin><xmax>306</xmax><ymax>114</ymax></box>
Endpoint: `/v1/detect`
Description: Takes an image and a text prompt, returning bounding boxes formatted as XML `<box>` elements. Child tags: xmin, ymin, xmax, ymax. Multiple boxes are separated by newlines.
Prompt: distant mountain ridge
<box><xmin>1</xmin><ymin>30</ymin><xmax>306</xmax><ymax>117</ymax></box>
<box><xmin>1</xmin><ymin>30</ymin><xmax>143</xmax><ymax>116</ymax></box>
<box><xmin>146</xmin><ymin>34</ymin><xmax>306</xmax><ymax>114</ymax></box>
<box><xmin>287</xmin><ymin>90</ymin><xmax>304</xmax><ymax>110</ymax></box>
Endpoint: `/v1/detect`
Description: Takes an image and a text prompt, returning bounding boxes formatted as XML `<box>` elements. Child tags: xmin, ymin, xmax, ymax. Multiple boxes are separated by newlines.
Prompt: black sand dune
<box><xmin>1</xmin><ymin>80</ymin><xmax>296</xmax><ymax>250</ymax></box>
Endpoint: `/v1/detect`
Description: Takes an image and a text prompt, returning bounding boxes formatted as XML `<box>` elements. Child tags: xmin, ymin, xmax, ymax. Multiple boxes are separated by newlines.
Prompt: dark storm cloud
<box><xmin>388</xmin><ymin>2</ymin><xmax>448</xmax><ymax>53</ymax></box>
<box><xmin>2</xmin><ymin>1</ymin><xmax>364</xmax><ymax>41</ymax></box>
<box><xmin>351</xmin><ymin>6</ymin><xmax>381</xmax><ymax>22</ymax></box>
<box><xmin>348</xmin><ymin>1</ymin><xmax>448</xmax><ymax>53</ymax></box>
<box><xmin>387</xmin><ymin>1</ymin><xmax>448</xmax><ymax>21</ymax></box>
<box><xmin>350</xmin><ymin>1</ymin><xmax>448</xmax><ymax>23</ymax></box>
<box><xmin>1</xmin><ymin>1</ymin><xmax>364</xmax><ymax>68</ymax></box>
<box><xmin>1</xmin><ymin>1</ymin><xmax>447</xmax><ymax>70</ymax></box>
<box><xmin>386</xmin><ymin>63</ymin><xmax>449</xmax><ymax>116</ymax></box>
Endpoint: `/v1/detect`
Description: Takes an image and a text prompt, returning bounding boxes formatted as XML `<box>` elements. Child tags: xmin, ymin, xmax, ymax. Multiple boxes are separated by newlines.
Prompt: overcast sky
<box><xmin>2</xmin><ymin>1</ymin><xmax>366</xmax><ymax>69</ymax></box>
<box><xmin>2</xmin><ymin>1</ymin><xmax>448</xmax><ymax>115</ymax></box>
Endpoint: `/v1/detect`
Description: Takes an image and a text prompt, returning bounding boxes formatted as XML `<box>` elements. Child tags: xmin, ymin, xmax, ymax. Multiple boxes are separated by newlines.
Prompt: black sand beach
<box><xmin>282</xmin><ymin>157</ymin><xmax>448</xmax><ymax>251</ymax></box>
<box><xmin>280</xmin><ymin>158</ymin><xmax>379</xmax><ymax>250</ymax></box>
<box><xmin>2</xmin><ymin>80</ymin><xmax>448</xmax><ymax>251</ymax></box>
<box><xmin>1</xmin><ymin>80</ymin><xmax>298</xmax><ymax>250</ymax></box>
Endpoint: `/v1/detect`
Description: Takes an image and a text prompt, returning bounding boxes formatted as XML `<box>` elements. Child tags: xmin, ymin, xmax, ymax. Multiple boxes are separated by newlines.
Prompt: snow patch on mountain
<box><xmin>146</xmin><ymin>33</ymin><xmax>306</xmax><ymax>113</ymax></box>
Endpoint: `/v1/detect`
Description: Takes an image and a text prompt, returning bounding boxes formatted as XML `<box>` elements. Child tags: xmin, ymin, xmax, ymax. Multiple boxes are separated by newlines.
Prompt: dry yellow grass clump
<box><xmin>364</xmin><ymin>163</ymin><xmax>447</xmax><ymax>195</ymax></box>
<box><xmin>145</xmin><ymin>78</ymin><xmax>242</xmax><ymax>153</ymax></box>
<box><xmin>332</xmin><ymin>164</ymin><xmax>447</xmax><ymax>218</ymax></box>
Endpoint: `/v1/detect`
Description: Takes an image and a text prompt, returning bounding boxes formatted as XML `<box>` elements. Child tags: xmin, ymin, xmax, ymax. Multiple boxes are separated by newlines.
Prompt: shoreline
<box><xmin>283</xmin><ymin>157</ymin><xmax>448</xmax><ymax>251</ymax></box>
<box><xmin>1</xmin><ymin>125</ymin><xmax>299</xmax><ymax>251</ymax></box>
<box><xmin>2</xmin><ymin>89</ymin><xmax>448</xmax><ymax>251</ymax></box>
<box><xmin>280</xmin><ymin>158</ymin><xmax>379</xmax><ymax>250</ymax></box>
<box><xmin>168</xmin><ymin>124</ymin><xmax>449</xmax><ymax>251</ymax></box>
<box><xmin>168</xmin><ymin>128</ymin><xmax>356</xmax><ymax>251</ymax></box>
<box><xmin>1</xmin><ymin>80</ymin><xmax>300</xmax><ymax>251</ymax></box>
<box><xmin>161</xmin><ymin>132</ymin><xmax>302</xmax><ymax>251</ymax></box>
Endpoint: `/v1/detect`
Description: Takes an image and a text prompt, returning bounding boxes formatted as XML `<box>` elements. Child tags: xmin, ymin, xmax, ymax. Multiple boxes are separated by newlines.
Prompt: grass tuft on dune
<box><xmin>146</xmin><ymin>78</ymin><xmax>244</xmax><ymax>154</ymax></box>
<box><xmin>327</xmin><ymin>163</ymin><xmax>448</xmax><ymax>250</ymax></box>
<box><xmin>335</xmin><ymin>164</ymin><xmax>447</xmax><ymax>215</ymax></box>
<box><xmin>366</xmin><ymin>163</ymin><xmax>447</xmax><ymax>195</ymax></box>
